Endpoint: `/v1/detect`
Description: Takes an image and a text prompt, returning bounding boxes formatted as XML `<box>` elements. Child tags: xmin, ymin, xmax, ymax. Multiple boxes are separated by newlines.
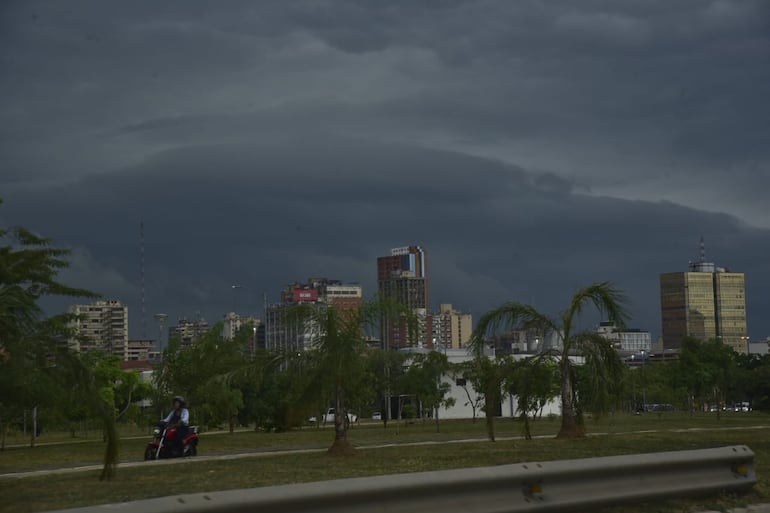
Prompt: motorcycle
<box><xmin>144</xmin><ymin>421</ymin><xmax>199</xmax><ymax>460</ymax></box>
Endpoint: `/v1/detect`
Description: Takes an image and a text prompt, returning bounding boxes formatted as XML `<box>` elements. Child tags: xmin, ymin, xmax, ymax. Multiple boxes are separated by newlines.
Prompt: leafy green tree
<box><xmin>507</xmin><ymin>356</ymin><xmax>559</xmax><ymax>439</ymax></box>
<box><xmin>0</xmin><ymin>215</ymin><xmax>97</xmax><ymax>440</ymax></box>
<box><xmin>61</xmin><ymin>351</ymin><xmax>149</xmax><ymax>479</ymax></box>
<box><xmin>236</xmin><ymin>350</ymin><xmax>294</xmax><ymax>432</ymax></box>
<box><xmin>734</xmin><ymin>353</ymin><xmax>770</xmax><ymax>411</ymax></box>
<box><xmin>0</xmin><ymin>205</ymin><xmax>122</xmax><ymax>479</ymax></box>
<box><xmin>365</xmin><ymin>348</ymin><xmax>408</xmax><ymax>427</ymax></box>
<box><xmin>676</xmin><ymin>337</ymin><xmax>737</xmax><ymax>417</ymax></box>
<box><xmin>450</xmin><ymin>362</ymin><xmax>481</xmax><ymax>423</ymax></box>
<box><xmin>362</xmin><ymin>348</ymin><xmax>408</xmax><ymax>428</ymax></box>
<box><xmin>403</xmin><ymin>351</ymin><xmax>455</xmax><ymax>432</ymax></box>
<box><xmin>471</xmin><ymin>282</ymin><xmax>628</xmax><ymax>438</ymax></box>
<box><xmin>464</xmin><ymin>355</ymin><xmax>512</xmax><ymax>441</ymax></box>
<box><xmin>155</xmin><ymin>324</ymin><xmax>252</xmax><ymax>431</ymax></box>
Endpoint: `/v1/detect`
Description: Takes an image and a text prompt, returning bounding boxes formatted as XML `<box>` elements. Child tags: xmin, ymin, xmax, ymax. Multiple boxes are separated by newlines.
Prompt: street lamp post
<box><xmin>630</xmin><ymin>354</ymin><xmax>637</xmax><ymax>412</ymax></box>
<box><xmin>154</xmin><ymin>313</ymin><xmax>168</xmax><ymax>355</ymax></box>
<box><xmin>640</xmin><ymin>350</ymin><xmax>647</xmax><ymax>411</ymax></box>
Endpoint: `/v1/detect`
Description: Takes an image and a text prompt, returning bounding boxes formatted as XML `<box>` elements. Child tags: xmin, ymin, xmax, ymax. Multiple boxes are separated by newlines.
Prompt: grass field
<box><xmin>0</xmin><ymin>413</ymin><xmax>768</xmax><ymax>513</ymax></box>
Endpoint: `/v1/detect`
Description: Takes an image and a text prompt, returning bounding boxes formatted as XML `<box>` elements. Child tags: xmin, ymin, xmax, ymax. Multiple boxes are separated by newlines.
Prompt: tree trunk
<box><xmin>229</xmin><ymin>415</ymin><xmax>235</xmax><ymax>434</ymax></box>
<box><xmin>523</xmin><ymin>413</ymin><xmax>532</xmax><ymax>440</ymax></box>
<box><xmin>328</xmin><ymin>384</ymin><xmax>357</xmax><ymax>457</ymax></box>
<box><xmin>485</xmin><ymin>386</ymin><xmax>498</xmax><ymax>442</ymax></box>
<box><xmin>557</xmin><ymin>363</ymin><xmax>584</xmax><ymax>438</ymax></box>
<box><xmin>30</xmin><ymin>406</ymin><xmax>37</xmax><ymax>448</ymax></box>
<box><xmin>435</xmin><ymin>406</ymin><xmax>440</xmax><ymax>433</ymax></box>
<box><xmin>485</xmin><ymin>406</ymin><xmax>495</xmax><ymax>442</ymax></box>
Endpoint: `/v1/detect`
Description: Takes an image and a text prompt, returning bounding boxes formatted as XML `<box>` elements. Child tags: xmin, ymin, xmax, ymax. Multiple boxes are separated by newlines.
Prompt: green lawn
<box><xmin>0</xmin><ymin>413</ymin><xmax>768</xmax><ymax>513</ymax></box>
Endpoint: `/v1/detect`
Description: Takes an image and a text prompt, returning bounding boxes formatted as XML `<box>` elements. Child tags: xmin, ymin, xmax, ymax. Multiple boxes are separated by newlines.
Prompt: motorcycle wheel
<box><xmin>144</xmin><ymin>447</ymin><xmax>155</xmax><ymax>461</ymax></box>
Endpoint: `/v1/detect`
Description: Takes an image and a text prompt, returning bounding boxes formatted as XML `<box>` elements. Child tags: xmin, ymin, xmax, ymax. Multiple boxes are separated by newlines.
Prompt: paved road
<box><xmin>1</xmin><ymin>424</ymin><xmax>767</xmax><ymax>480</ymax></box>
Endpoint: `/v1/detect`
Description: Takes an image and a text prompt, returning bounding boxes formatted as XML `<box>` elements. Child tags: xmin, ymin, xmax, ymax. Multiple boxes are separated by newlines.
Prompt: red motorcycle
<box><xmin>144</xmin><ymin>421</ymin><xmax>199</xmax><ymax>460</ymax></box>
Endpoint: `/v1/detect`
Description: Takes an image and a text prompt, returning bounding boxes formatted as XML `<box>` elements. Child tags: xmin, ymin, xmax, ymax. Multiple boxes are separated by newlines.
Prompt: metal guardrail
<box><xmin>49</xmin><ymin>445</ymin><xmax>755</xmax><ymax>513</ymax></box>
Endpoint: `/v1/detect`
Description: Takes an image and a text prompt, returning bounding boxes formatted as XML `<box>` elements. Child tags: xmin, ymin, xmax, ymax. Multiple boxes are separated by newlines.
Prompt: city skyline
<box><xmin>66</xmin><ymin>239</ymin><xmax>762</xmax><ymax>355</ymax></box>
<box><xmin>2</xmin><ymin>1</ymin><xmax>768</xmax><ymax>343</ymax></box>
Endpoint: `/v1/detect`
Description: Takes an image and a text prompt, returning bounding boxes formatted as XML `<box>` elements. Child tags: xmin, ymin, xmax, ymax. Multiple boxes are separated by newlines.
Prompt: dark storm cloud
<box><xmin>3</xmin><ymin>136</ymin><xmax>769</xmax><ymax>340</ymax></box>
<box><xmin>1</xmin><ymin>1</ymin><xmax>768</xmax><ymax>339</ymax></box>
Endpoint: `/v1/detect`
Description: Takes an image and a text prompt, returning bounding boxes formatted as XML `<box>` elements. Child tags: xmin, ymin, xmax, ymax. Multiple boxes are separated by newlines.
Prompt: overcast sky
<box><xmin>1</xmin><ymin>0</ymin><xmax>768</xmax><ymax>343</ymax></box>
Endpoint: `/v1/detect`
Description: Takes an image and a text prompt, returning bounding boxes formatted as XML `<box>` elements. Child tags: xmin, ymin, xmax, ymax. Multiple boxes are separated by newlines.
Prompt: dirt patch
<box><xmin>327</xmin><ymin>439</ymin><xmax>358</xmax><ymax>457</ymax></box>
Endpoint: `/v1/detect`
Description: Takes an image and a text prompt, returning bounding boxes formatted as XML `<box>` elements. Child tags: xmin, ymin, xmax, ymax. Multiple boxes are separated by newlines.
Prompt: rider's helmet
<box><xmin>173</xmin><ymin>395</ymin><xmax>186</xmax><ymax>408</ymax></box>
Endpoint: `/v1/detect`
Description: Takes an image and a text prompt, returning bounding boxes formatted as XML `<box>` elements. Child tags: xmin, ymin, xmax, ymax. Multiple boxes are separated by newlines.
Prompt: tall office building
<box><xmin>432</xmin><ymin>304</ymin><xmax>472</xmax><ymax>350</ymax></box>
<box><xmin>660</xmin><ymin>239</ymin><xmax>748</xmax><ymax>353</ymax></box>
<box><xmin>68</xmin><ymin>300</ymin><xmax>129</xmax><ymax>360</ymax></box>
<box><xmin>377</xmin><ymin>245</ymin><xmax>430</xmax><ymax>348</ymax></box>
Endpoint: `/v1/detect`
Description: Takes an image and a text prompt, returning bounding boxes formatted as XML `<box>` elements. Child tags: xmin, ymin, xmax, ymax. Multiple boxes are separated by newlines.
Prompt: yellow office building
<box><xmin>660</xmin><ymin>263</ymin><xmax>747</xmax><ymax>353</ymax></box>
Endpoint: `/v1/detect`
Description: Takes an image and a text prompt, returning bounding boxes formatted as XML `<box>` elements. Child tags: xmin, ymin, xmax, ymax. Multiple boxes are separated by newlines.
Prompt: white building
<box><xmin>748</xmin><ymin>339</ymin><xmax>769</xmax><ymax>355</ymax></box>
<box><xmin>400</xmin><ymin>348</ymin><xmax>582</xmax><ymax>420</ymax></box>
<box><xmin>597</xmin><ymin>322</ymin><xmax>652</xmax><ymax>352</ymax></box>
<box><xmin>69</xmin><ymin>300</ymin><xmax>129</xmax><ymax>360</ymax></box>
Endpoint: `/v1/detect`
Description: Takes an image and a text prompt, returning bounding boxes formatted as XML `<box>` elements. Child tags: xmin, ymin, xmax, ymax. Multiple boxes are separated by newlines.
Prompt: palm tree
<box><xmin>289</xmin><ymin>297</ymin><xmax>415</xmax><ymax>455</ymax></box>
<box><xmin>471</xmin><ymin>281</ymin><xmax>628</xmax><ymax>438</ymax></box>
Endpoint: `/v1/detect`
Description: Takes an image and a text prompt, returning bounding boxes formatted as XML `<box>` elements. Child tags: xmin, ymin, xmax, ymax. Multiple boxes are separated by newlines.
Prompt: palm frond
<box><xmin>469</xmin><ymin>302</ymin><xmax>559</xmax><ymax>357</ymax></box>
<box><xmin>563</xmin><ymin>281</ymin><xmax>629</xmax><ymax>338</ymax></box>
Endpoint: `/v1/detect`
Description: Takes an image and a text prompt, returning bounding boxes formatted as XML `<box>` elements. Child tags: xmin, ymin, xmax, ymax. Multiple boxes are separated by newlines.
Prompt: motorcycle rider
<box><xmin>163</xmin><ymin>396</ymin><xmax>189</xmax><ymax>455</ymax></box>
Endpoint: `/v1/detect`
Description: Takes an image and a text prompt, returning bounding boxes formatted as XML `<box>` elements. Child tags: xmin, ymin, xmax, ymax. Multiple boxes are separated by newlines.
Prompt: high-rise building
<box><xmin>660</xmin><ymin>239</ymin><xmax>748</xmax><ymax>353</ymax></box>
<box><xmin>68</xmin><ymin>300</ymin><xmax>129</xmax><ymax>360</ymax></box>
<box><xmin>126</xmin><ymin>339</ymin><xmax>154</xmax><ymax>361</ymax></box>
<box><xmin>377</xmin><ymin>245</ymin><xmax>430</xmax><ymax>348</ymax></box>
<box><xmin>432</xmin><ymin>304</ymin><xmax>472</xmax><ymax>350</ymax></box>
<box><xmin>169</xmin><ymin>317</ymin><xmax>210</xmax><ymax>346</ymax></box>
<box><xmin>265</xmin><ymin>278</ymin><xmax>363</xmax><ymax>353</ymax></box>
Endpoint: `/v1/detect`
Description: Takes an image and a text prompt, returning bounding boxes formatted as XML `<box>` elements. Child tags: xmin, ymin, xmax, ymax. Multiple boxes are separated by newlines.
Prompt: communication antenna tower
<box><xmin>699</xmin><ymin>235</ymin><xmax>706</xmax><ymax>263</ymax></box>
<box><xmin>140</xmin><ymin>221</ymin><xmax>146</xmax><ymax>339</ymax></box>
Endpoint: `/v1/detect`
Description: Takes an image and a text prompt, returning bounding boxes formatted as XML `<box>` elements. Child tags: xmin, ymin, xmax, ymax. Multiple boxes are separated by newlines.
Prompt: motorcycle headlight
<box><xmin>153</xmin><ymin>428</ymin><xmax>160</xmax><ymax>435</ymax></box>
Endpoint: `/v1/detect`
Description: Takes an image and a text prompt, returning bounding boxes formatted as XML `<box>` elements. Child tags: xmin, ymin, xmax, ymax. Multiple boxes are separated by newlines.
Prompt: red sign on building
<box><xmin>293</xmin><ymin>289</ymin><xmax>318</xmax><ymax>302</ymax></box>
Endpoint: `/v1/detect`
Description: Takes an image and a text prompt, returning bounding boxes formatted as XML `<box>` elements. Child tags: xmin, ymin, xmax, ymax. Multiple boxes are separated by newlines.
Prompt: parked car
<box><xmin>733</xmin><ymin>402</ymin><xmax>751</xmax><ymax>412</ymax></box>
<box><xmin>371</xmin><ymin>411</ymin><xmax>382</xmax><ymax>421</ymax></box>
<box><xmin>308</xmin><ymin>408</ymin><xmax>358</xmax><ymax>424</ymax></box>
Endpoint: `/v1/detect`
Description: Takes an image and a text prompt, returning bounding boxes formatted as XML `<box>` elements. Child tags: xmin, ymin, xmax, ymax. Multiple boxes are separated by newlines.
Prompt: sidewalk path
<box><xmin>1</xmin><ymin>424</ymin><xmax>767</xmax><ymax>480</ymax></box>
<box><xmin>1</xmin><ymin>428</ymin><xmax>254</xmax><ymax>449</ymax></box>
